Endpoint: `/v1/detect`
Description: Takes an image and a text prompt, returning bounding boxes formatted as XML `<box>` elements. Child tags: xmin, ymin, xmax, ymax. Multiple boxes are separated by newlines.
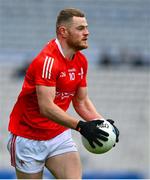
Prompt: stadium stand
<box><xmin>0</xmin><ymin>0</ymin><xmax>149</xmax><ymax>178</ymax></box>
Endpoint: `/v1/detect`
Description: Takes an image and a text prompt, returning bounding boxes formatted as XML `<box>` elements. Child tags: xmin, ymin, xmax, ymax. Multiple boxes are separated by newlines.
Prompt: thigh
<box><xmin>16</xmin><ymin>168</ymin><xmax>43</xmax><ymax>179</ymax></box>
<box><xmin>45</xmin><ymin>151</ymin><xmax>82</xmax><ymax>179</ymax></box>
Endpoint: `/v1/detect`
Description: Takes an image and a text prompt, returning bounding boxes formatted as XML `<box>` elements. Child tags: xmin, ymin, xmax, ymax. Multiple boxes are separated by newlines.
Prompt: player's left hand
<box><xmin>106</xmin><ymin>119</ymin><xmax>119</xmax><ymax>143</ymax></box>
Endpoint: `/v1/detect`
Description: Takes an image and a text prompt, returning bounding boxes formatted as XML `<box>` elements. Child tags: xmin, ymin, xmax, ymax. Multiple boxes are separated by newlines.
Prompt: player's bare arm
<box><xmin>72</xmin><ymin>87</ymin><xmax>104</xmax><ymax>121</ymax></box>
<box><xmin>36</xmin><ymin>85</ymin><xmax>79</xmax><ymax>129</ymax></box>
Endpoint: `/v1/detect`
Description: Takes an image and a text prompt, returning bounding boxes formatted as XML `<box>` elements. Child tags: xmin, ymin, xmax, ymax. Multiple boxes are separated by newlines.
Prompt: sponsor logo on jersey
<box><xmin>56</xmin><ymin>91</ymin><xmax>75</xmax><ymax>99</ymax></box>
<box><xmin>68</xmin><ymin>68</ymin><xmax>76</xmax><ymax>72</ymax></box>
<box><xmin>60</xmin><ymin>72</ymin><xmax>66</xmax><ymax>78</ymax></box>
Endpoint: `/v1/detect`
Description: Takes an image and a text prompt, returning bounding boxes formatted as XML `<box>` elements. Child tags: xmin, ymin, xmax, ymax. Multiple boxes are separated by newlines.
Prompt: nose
<box><xmin>84</xmin><ymin>27</ymin><xmax>89</xmax><ymax>35</ymax></box>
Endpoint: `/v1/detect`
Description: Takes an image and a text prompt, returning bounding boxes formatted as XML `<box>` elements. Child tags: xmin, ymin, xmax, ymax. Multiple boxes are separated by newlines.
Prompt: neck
<box><xmin>56</xmin><ymin>38</ymin><xmax>75</xmax><ymax>60</ymax></box>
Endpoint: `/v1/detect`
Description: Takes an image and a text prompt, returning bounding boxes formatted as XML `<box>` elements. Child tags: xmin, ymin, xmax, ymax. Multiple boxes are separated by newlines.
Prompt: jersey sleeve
<box><xmin>33</xmin><ymin>53</ymin><xmax>58</xmax><ymax>86</ymax></box>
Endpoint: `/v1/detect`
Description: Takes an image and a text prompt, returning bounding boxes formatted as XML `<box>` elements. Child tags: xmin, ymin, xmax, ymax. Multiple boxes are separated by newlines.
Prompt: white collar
<box><xmin>55</xmin><ymin>38</ymin><xmax>65</xmax><ymax>58</ymax></box>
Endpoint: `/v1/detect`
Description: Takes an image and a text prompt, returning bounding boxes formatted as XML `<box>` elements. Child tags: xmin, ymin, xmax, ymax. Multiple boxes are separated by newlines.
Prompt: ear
<box><xmin>58</xmin><ymin>26</ymin><xmax>68</xmax><ymax>38</ymax></box>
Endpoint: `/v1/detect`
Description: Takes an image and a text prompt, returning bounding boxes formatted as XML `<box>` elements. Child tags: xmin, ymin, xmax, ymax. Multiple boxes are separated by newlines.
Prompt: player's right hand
<box><xmin>76</xmin><ymin>120</ymin><xmax>109</xmax><ymax>148</ymax></box>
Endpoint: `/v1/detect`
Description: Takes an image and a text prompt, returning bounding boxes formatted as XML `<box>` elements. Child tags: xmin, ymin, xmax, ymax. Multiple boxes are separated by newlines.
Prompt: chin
<box><xmin>84</xmin><ymin>44</ymin><xmax>88</xmax><ymax>49</ymax></box>
<box><xmin>79</xmin><ymin>42</ymin><xmax>88</xmax><ymax>50</ymax></box>
<box><xmin>83</xmin><ymin>42</ymin><xmax>88</xmax><ymax>48</ymax></box>
<box><xmin>81</xmin><ymin>44</ymin><xmax>88</xmax><ymax>50</ymax></box>
<box><xmin>76</xmin><ymin>45</ymin><xmax>88</xmax><ymax>51</ymax></box>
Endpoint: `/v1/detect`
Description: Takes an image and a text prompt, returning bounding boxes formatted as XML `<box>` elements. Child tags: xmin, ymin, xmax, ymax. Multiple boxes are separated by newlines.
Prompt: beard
<box><xmin>66</xmin><ymin>36</ymin><xmax>88</xmax><ymax>51</ymax></box>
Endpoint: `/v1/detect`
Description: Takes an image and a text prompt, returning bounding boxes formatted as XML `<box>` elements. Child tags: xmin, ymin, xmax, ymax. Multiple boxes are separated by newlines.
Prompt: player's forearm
<box><xmin>73</xmin><ymin>97</ymin><xmax>104</xmax><ymax>121</ymax></box>
<box><xmin>36</xmin><ymin>85</ymin><xmax>79</xmax><ymax>129</ymax></box>
<box><xmin>39</xmin><ymin>101</ymin><xmax>79</xmax><ymax>129</ymax></box>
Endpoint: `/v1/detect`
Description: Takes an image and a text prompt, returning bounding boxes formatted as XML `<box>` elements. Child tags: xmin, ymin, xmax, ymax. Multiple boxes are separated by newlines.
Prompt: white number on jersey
<box><xmin>69</xmin><ymin>72</ymin><xmax>75</xmax><ymax>80</ymax></box>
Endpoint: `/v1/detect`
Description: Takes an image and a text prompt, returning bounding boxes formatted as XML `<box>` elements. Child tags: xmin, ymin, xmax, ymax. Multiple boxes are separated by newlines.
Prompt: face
<box><xmin>65</xmin><ymin>16</ymin><xmax>89</xmax><ymax>51</ymax></box>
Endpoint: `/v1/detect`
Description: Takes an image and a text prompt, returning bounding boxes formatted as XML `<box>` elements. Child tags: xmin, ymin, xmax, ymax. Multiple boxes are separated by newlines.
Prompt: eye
<box><xmin>77</xmin><ymin>26</ymin><xmax>85</xmax><ymax>30</ymax></box>
<box><xmin>77</xmin><ymin>27</ymin><xmax>83</xmax><ymax>30</ymax></box>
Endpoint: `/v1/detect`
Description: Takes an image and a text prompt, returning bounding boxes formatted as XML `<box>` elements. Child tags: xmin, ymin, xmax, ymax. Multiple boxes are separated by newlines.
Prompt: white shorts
<box><xmin>7</xmin><ymin>130</ymin><xmax>78</xmax><ymax>173</ymax></box>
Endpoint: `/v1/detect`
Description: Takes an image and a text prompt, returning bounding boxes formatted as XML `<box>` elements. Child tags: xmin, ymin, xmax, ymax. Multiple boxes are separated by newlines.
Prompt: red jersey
<box><xmin>8</xmin><ymin>39</ymin><xmax>88</xmax><ymax>140</ymax></box>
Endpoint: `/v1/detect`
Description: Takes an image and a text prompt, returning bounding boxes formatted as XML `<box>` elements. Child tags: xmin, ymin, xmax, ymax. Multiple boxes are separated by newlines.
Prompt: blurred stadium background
<box><xmin>0</xmin><ymin>0</ymin><xmax>149</xmax><ymax>179</ymax></box>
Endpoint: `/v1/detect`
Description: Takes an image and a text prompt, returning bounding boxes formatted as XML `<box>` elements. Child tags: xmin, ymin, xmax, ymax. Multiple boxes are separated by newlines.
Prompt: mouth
<box><xmin>82</xmin><ymin>38</ymin><xmax>88</xmax><ymax>41</ymax></box>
